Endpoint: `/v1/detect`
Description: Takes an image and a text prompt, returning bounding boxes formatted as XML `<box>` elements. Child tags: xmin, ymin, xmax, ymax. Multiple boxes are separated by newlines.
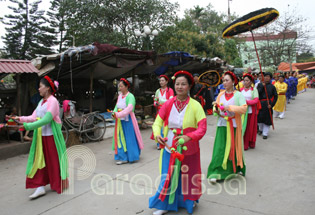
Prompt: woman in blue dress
<box><xmin>112</xmin><ymin>78</ymin><xmax>144</xmax><ymax>165</ymax></box>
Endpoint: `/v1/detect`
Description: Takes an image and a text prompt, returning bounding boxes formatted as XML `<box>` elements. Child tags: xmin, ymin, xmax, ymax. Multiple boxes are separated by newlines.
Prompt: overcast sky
<box><xmin>0</xmin><ymin>0</ymin><xmax>314</xmax><ymax>50</ymax></box>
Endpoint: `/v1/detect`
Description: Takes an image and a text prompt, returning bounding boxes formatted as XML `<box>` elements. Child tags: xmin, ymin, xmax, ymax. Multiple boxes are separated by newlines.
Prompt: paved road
<box><xmin>1</xmin><ymin>89</ymin><xmax>315</xmax><ymax>215</ymax></box>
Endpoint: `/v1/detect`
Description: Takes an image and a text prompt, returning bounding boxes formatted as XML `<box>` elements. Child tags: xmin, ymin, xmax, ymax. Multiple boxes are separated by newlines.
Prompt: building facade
<box><xmin>238</xmin><ymin>31</ymin><xmax>297</xmax><ymax>70</ymax></box>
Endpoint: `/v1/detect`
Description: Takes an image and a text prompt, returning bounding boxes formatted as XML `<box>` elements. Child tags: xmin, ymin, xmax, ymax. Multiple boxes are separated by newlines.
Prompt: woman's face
<box><xmin>118</xmin><ymin>81</ymin><xmax>128</xmax><ymax>93</ymax></box>
<box><xmin>244</xmin><ymin>76</ymin><xmax>252</xmax><ymax>88</ymax></box>
<box><xmin>223</xmin><ymin>74</ymin><xmax>234</xmax><ymax>90</ymax></box>
<box><xmin>159</xmin><ymin>77</ymin><xmax>168</xmax><ymax>88</ymax></box>
<box><xmin>38</xmin><ymin>82</ymin><xmax>50</xmax><ymax>97</ymax></box>
<box><xmin>175</xmin><ymin>76</ymin><xmax>190</xmax><ymax>97</ymax></box>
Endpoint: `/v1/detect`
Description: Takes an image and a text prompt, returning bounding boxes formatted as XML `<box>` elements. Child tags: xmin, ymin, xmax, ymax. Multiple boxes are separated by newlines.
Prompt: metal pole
<box><xmin>228</xmin><ymin>0</ymin><xmax>231</xmax><ymax>22</ymax></box>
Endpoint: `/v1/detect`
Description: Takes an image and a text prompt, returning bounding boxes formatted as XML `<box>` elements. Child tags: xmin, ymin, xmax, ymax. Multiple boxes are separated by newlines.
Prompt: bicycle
<box><xmin>60</xmin><ymin>101</ymin><xmax>106</xmax><ymax>143</ymax></box>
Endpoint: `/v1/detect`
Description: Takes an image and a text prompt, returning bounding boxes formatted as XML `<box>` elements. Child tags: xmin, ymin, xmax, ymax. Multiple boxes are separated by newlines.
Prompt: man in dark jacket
<box><xmin>191</xmin><ymin>73</ymin><xmax>206</xmax><ymax>107</ymax></box>
<box><xmin>257</xmin><ymin>72</ymin><xmax>278</xmax><ymax>139</ymax></box>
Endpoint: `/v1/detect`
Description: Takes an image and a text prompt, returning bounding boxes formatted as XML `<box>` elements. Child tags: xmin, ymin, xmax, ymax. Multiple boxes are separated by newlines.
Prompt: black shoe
<box><xmin>258</xmin><ymin>131</ymin><xmax>262</xmax><ymax>135</ymax></box>
<box><xmin>263</xmin><ymin>136</ymin><xmax>268</xmax><ymax>139</ymax></box>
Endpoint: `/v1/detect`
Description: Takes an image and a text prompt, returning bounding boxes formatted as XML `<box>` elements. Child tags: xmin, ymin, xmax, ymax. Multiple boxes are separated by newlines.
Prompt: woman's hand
<box><xmin>156</xmin><ymin>135</ymin><xmax>166</xmax><ymax>146</ymax></box>
<box><xmin>212</xmin><ymin>102</ymin><xmax>220</xmax><ymax>114</ymax></box>
<box><xmin>13</xmin><ymin>116</ymin><xmax>20</xmax><ymax>121</ymax></box>
<box><xmin>174</xmin><ymin>135</ymin><xmax>191</xmax><ymax>146</ymax></box>
<box><xmin>111</xmin><ymin>112</ymin><xmax>116</xmax><ymax>119</ymax></box>
<box><xmin>6</xmin><ymin>115</ymin><xmax>20</xmax><ymax>121</ymax></box>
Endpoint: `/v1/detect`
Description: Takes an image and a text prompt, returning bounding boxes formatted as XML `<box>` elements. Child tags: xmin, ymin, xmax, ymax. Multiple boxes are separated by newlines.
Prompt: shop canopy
<box><xmin>0</xmin><ymin>59</ymin><xmax>39</xmax><ymax>79</ymax></box>
<box><xmin>32</xmin><ymin>42</ymin><xmax>224</xmax><ymax>81</ymax></box>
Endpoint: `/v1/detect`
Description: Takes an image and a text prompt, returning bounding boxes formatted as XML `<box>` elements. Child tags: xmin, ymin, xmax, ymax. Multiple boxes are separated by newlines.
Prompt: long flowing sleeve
<box><xmin>154</xmin><ymin>89</ymin><xmax>159</xmax><ymax>107</ymax></box>
<box><xmin>186</xmin><ymin>101</ymin><xmax>207</xmax><ymax>141</ymax></box>
<box><xmin>186</xmin><ymin>118</ymin><xmax>207</xmax><ymax>141</ymax></box>
<box><xmin>152</xmin><ymin>116</ymin><xmax>164</xmax><ymax>139</ymax></box>
<box><xmin>47</xmin><ymin>97</ymin><xmax>61</xmax><ymax>123</ymax></box>
<box><xmin>19</xmin><ymin>109</ymin><xmax>37</xmax><ymax>123</ymax></box>
<box><xmin>247</xmin><ymin>88</ymin><xmax>259</xmax><ymax>105</ymax></box>
<box><xmin>229</xmin><ymin>105</ymin><xmax>247</xmax><ymax>114</ymax></box>
<box><xmin>23</xmin><ymin>112</ymin><xmax>53</xmax><ymax>131</ymax></box>
<box><xmin>228</xmin><ymin>92</ymin><xmax>247</xmax><ymax>114</ymax></box>
<box><xmin>23</xmin><ymin>96</ymin><xmax>61</xmax><ymax>130</ymax></box>
<box><xmin>152</xmin><ymin>101</ymin><xmax>166</xmax><ymax>138</ymax></box>
<box><xmin>114</xmin><ymin>93</ymin><xmax>136</xmax><ymax>118</ymax></box>
<box><xmin>115</xmin><ymin>104</ymin><xmax>133</xmax><ymax>118</ymax></box>
<box><xmin>247</xmin><ymin>97</ymin><xmax>259</xmax><ymax>106</ymax></box>
<box><xmin>278</xmin><ymin>83</ymin><xmax>288</xmax><ymax>94</ymax></box>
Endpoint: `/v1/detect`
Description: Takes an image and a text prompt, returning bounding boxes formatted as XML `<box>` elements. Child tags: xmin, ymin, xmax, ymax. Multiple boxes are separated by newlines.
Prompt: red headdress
<box><xmin>172</xmin><ymin>70</ymin><xmax>194</xmax><ymax>85</ymax></box>
<box><xmin>159</xmin><ymin>75</ymin><xmax>169</xmax><ymax>82</ymax></box>
<box><xmin>224</xmin><ymin>71</ymin><xmax>238</xmax><ymax>85</ymax></box>
<box><xmin>243</xmin><ymin>73</ymin><xmax>254</xmax><ymax>82</ymax></box>
<box><xmin>44</xmin><ymin>76</ymin><xmax>56</xmax><ymax>94</ymax></box>
<box><xmin>274</xmin><ymin>73</ymin><xmax>280</xmax><ymax>77</ymax></box>
<box><xmin>120</xmin><ymin>78</ymin><xmax>130</xmax><ymax>87</ymax></box>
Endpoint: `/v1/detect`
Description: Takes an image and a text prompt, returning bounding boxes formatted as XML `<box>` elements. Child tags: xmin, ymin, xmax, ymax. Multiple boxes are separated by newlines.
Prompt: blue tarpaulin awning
<box><xmin>153</xmin><ymin>51</ymin><xmax>193</xmax><ymax>75</ymax></box>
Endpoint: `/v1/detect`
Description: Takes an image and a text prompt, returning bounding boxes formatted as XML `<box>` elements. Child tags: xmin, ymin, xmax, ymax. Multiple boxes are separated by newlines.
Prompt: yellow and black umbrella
<box><xmin>222</xmin><ymin>8</ymin><xmax>279</xmax><ymax>38</ymax></box>
<box><xmin>222</xmin><ymin>8</ymin><xmax>280</xmax><ymax>129</ymax></box>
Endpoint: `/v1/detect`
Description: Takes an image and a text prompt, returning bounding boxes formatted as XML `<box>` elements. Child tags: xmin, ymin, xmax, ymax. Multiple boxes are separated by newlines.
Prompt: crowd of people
<box><xmin>4</xmin><ymin>69</ymin><xmax>310</xmax><ymax>215</ymax></box>
<box><xmin>148</xmin><ymin>70</ymin><xmax>309</xmax><ymax>214</ymax></box>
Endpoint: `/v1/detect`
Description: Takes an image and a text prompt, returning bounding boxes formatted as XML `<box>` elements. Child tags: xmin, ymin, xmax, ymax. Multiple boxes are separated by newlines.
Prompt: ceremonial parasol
<box><xmin>198</xmin><ymin>70</ymin><xmax>221</xmax><ymax>87</ymax></box>
<box><xmin>222</xmin><ymin>8</ymin><xmax>279</xmax><ymax>129</ymax></box>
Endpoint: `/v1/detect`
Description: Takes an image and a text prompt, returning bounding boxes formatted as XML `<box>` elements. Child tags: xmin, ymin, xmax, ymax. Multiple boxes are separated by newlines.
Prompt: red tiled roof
<box><xmin>278</xmin><ymin>61</ymin><xmax>315</xmax><ymax>72</ymax></box>
<box><xmin>0</xmin><ymin>59</ymin><xmax>39</xmax><ymax>74</ymax></box>
<box><xmin>305</xmin><ymin>65</ymin><xmax>315</xmax><ymax>71</ymax></box>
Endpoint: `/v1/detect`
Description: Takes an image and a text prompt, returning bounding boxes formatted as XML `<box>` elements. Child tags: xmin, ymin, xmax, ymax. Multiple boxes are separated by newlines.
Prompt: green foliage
<box><xmin>1</xmin><ymin>74</ymin><xmax>15</xmax><ymax>84</ymax></box>
<box><xmin>156</xmin><ymin>4</ymin><xmax>243</xmax><ymax>61</ymax></box>
<box><xmin>264</xmin><ymin>67</ymin><xmax>275</xmax><ymax>74</ymax></box>
<box><xmin>56</xmin><ymin>0</ymin><xmax>179</xmax><ymax>49</ymax></box>
<box><xmin>297</xmin><ymin>52</ymin><xmax>315</xmax><ymax>63</ymax></box>
<box><xmin>1</xmin><ymin>0</ymin><xmax>55</xmax><ymax>59</ymax></box>
<box><xmin>47</xmin><ymin>0</ymin><xmax>68</xmax><ymax>52</ymax></box>
<box><xmin>224</xmin><ymin>39</ymin><xmax>238</xmax><ymax>63</ymax></box>
<box><xmin>0</xmin><ymin>49</ymin><xmax>6</xmax><ymax>58</ymax></box>
<box><xmin>156</xmin><ymin>4</ymin><xmax>227</xmax><ymax>58</ymax></box>
<box><xmin>233</xmin><ymin>57</ymin><xmax>243</xmax><ymax>68</ymax></box>
<box><xmin>186</xmin><ymin>4</ymin><xmax>227</xmax><ymax>34</ymax></box>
